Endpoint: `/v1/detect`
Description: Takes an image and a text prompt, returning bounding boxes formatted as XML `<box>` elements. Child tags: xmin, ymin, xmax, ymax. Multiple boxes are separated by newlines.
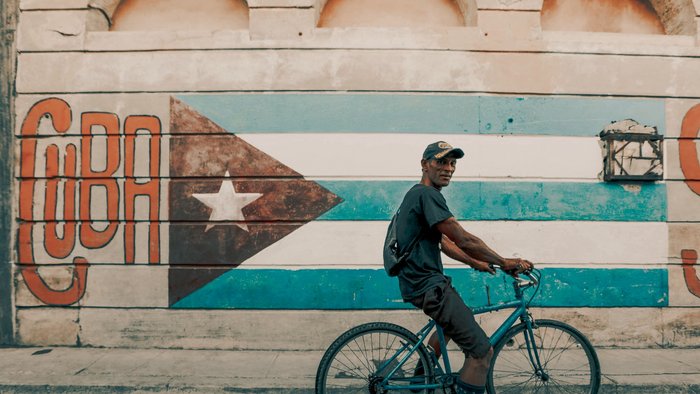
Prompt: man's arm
<box><xmin>441</xmin><ymin>235</ymin><xmax>495</xmax><ymax>274</ymax></box>
<box><xmin>435</xmin><ymin>217</ymin><xmax>532</xmax><ymax>273</ymax></box>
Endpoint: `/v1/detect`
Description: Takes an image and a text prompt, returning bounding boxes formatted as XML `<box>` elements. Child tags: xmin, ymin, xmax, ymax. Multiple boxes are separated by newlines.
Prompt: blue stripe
<box><xmin>317</xmin><ymin>181</ymin><xmax>667</xmax><ymax>222</ymax></box>
<box><xmin>176</xmin><ymin>94</ymin><xmax>665</xmax><ymax>136</ymax></box>
<box><xmin>171</xmin><ymin>268</ymin><xmax>668</xmax><ymax>309</ymax></box>
<box><xmin>479</xmin><ymin>96</ymin><xmax>665</xmax><ymax>135</ymax></box>
<box><xmin>178</xmin><ymin>94</ymin><xmax>478</xmax><ymax>133</ymax></box>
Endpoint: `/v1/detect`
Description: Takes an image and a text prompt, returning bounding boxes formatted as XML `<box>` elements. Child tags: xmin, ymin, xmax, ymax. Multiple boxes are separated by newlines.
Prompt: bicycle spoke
<box><xmin>329</xmin><ymin>363</ymin><xmax>366</xmax><ymax>381</ymax></box>
<box><xmin>540</xmin><ymin>326</ymin><xmax>563</xmax><ymax>366</ymax></box>
<box><xmin>544</xmin><ymin>327</ymin><xmax>569</xmax><ymax>364</ymax></box>
<box><xmin>351</xmin><ymin>337</ymin><xmax>373</xmax><ymax>373</ymax></box>
<box><xmin>544</xmin><ymin>338</ymin><xmax>580</xmax><ymax>369</ymax></box>
<box><xmin>500</xmin><ymin>372</ymin><xmax>539</xmax><ymax>393</ymax></box>
<box><xmin>335</xmin><ymin>349</ymin><xmax>365</xmax><ymax>377</ymax></box>
<box><xmin>359</xmin><ymin>335</ymin><xmax>373</xmax><ymax>373</ymax></box>
<box><xmin>548</xmin><ymin>376</ymin><xmax>578</xmax><ymax>393</ymax></box>
<box><xmin>341</xmin><ymin>344</ymin><xmax>369</xmax><ymax>376</ymax></box>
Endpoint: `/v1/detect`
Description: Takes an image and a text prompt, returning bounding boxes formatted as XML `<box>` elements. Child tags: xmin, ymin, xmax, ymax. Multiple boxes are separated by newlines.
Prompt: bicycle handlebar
<box><xmin>488</xmin><ymin>264</ymin><xmax>540</xmax><ymax>287</ymax></box>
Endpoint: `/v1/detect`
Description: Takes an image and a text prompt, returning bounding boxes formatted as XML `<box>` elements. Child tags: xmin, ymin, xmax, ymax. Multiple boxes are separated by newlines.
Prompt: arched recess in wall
<box><xmin>317</xmin><ymin>0</ymin><xmax>477</xmax><ymax>28</ymax></box>
<box><xmin>541</xmin><ymin>0</ymin><xmax>696</xmax><ymax>35</ymax></box>
<box><xmin>93</xmin><ymin>0</ymin><xmax>249</xmax><ymax>31</ymax></box>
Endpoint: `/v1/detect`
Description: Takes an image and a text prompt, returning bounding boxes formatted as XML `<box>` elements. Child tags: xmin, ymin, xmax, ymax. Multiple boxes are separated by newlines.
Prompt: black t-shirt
<box><xmin>396</xmin><ymin>184</ymin><xmax>454</xmax><ymax>301</ymax></box>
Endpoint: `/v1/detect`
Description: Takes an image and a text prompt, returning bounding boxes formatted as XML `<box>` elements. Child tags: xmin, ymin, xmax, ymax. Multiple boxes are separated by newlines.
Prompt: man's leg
<box><xmin>460</xmin><ymin>347</ymin><xmax>493</xmax><ymax>386</ymax></box>
<box><xmin>426</xmin><ymin>331</ymin><xmax>450</xmax><ymax>359</ymax></box>
<box><xmin>427</xmin><ymin>333</ymin><xmax>491</xmax><ymax>382</ymax></box>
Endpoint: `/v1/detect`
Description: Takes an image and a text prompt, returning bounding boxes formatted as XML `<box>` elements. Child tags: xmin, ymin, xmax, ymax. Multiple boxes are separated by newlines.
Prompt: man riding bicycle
<box><xmin>394</xmin><ymin>141</ymin><xmax>534</xmax><ymax>394</ymax></box>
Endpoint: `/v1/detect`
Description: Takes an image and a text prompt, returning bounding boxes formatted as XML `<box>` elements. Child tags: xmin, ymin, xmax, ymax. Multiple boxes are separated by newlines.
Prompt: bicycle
<box><xmin>315</xmin><ymin>268</ymin><xmax>601</xmax><ymax>393</ymax></box>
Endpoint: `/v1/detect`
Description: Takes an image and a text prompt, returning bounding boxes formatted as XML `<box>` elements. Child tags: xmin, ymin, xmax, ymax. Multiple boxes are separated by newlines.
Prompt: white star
<box><xmin>192</xmin><ymin>171</ymin><xmax>263</xmax><ymax>232</ymax></box>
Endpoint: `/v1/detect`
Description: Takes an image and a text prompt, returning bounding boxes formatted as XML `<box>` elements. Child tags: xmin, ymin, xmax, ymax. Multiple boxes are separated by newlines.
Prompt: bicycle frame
<box><xmin>378</xmin><ymin>275</ymin><xmax>543</xmax><ymax>392</ymax></box>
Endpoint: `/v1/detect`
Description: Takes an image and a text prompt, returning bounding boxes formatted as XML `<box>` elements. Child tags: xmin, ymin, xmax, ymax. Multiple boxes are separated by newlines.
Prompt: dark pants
<box><xmin>410</xmin><ymin>282</ymin><xmax>491</xmax><ymax>358</ymax></box>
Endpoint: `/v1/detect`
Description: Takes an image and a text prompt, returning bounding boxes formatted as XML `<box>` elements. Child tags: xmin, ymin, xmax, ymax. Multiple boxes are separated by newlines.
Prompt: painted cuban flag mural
<box><xmin>15</xmin><ymin>93</ymin><xmax>700</xmax><ymax>311</ymax></box>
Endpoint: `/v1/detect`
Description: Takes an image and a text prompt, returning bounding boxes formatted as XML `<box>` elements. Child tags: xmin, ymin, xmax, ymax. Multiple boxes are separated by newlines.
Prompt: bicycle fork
<box><xmin>522</xmin><ymin>319</ymin><xmax>549</xmax><ymax>382</ymax></box>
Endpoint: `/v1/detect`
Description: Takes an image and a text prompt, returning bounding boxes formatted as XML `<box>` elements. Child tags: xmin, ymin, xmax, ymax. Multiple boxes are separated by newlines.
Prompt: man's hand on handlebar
<box><xmin>502</xmin><ymin>258</ymin><xmax>534</xmax><ymax>277</ymax></box>
<box><xmin>471</xmin><ymin>259</ymin><xmax>496</xmax><ymax>275</ymax></box>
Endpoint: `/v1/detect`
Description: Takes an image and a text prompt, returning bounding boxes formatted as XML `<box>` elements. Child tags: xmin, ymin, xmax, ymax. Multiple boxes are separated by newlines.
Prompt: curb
<box><xmin>1</xmin><ymin>384</ymin><xmax>700</xmax><ymax>393</ymax></box>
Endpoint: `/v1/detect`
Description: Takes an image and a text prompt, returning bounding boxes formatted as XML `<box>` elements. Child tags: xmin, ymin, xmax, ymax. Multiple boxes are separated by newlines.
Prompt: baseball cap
<box><xmin>422</xmin><ymin>141</ymin><xmax>465</xmax><ymax>160</ymax></box>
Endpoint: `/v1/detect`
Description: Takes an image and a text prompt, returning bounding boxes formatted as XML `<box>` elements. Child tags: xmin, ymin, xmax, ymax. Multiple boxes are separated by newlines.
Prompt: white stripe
<box><xmin>243</xmin><ymin>221</ymin><xmax>668</xmax><ymax>267</ymax></box>
<box><xmin>238</xmin><ymin>133</ymin><xmax>602</xmax><ymax>180</ymax></box>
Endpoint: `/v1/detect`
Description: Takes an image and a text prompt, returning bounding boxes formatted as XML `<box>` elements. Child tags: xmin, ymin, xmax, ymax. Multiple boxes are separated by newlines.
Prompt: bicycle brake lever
<box><xmin>515</xmin><ymin>277</ymin><xmax>531</xmax><ymax>288</ymax></box>
<box><xmin>522</xmin><ymin>270</ymin><xmax>539</xmax><ymax>285</ymax></box>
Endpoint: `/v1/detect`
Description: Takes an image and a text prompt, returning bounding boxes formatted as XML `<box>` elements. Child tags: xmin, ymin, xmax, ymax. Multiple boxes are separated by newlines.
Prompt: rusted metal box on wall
<box><xmin>600</xmin><ymin>120</ymin><xmax>663</xmax><ymax>182</ymax></box>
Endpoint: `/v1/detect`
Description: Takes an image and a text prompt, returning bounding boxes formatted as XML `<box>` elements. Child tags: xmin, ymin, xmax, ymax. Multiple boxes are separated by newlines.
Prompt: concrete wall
<box><xmin>11</xmin><ymin>0</ymin><xmax>700</xmax><ymax>349</ymax></box>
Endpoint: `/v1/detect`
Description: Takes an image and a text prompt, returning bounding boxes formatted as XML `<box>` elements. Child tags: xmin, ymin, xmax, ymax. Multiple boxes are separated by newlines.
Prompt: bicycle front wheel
<box><xmin>488</xmin><ymin>319</ymin><xmax>600</xmax><ymax>394</ymax></box>
<box><xmin>316</xmin><ymin>322</ymin><xmax>434</xmax><ymax>394</ymax></box>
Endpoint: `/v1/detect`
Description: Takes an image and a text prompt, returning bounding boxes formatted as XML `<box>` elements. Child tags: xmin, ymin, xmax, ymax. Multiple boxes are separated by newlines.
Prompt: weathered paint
<box><xmin>318</xmin><ymin>180</ymin><xmax>667</xmax><ymax>221</ymax></box>
<box><xmin>177</xmin><ymin>94</ymin><xmax>665</xmax><ymax>136</ymax></box>
<box><xmin>171</xmin><ymin>267</ymin><xmax>669</xmax><ymax>309</ymax></box>
<box><xmin>11</xmin><ymin>0</ymin><xmax>700</xmax><ymax>349</ymax></box>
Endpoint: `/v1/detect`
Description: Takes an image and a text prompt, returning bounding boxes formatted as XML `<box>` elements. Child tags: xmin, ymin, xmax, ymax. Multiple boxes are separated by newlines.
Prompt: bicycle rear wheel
<box><xmin>487</xmin><ymin>319</ymin><xmax>600</xmax><ymax>394</ymax></box>
<box><xmin>316</xmin><ymin>322</ymin><xmax>434</xmax><ymax>394</ymax></box>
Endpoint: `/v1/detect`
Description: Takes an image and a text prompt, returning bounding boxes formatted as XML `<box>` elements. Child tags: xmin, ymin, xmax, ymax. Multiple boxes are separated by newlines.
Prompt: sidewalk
<box><xmin>0</xmin><ymin>346</ymin><xmax>698</xmax><ymax>393</ymax></box>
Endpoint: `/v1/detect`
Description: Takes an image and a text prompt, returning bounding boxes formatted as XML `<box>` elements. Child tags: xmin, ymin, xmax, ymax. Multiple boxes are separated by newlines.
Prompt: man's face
<box><xmin>422</xmin><ymin>156</ymin><xmax>457</xmax><ymax>189</ymax></box>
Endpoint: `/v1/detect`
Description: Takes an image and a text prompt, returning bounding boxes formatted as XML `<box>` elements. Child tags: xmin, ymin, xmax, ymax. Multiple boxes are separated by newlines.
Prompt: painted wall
<box><xmin>11</xmin><ymin>0</ymin><xmax>700</xmax><ymax>349</ymax></box>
